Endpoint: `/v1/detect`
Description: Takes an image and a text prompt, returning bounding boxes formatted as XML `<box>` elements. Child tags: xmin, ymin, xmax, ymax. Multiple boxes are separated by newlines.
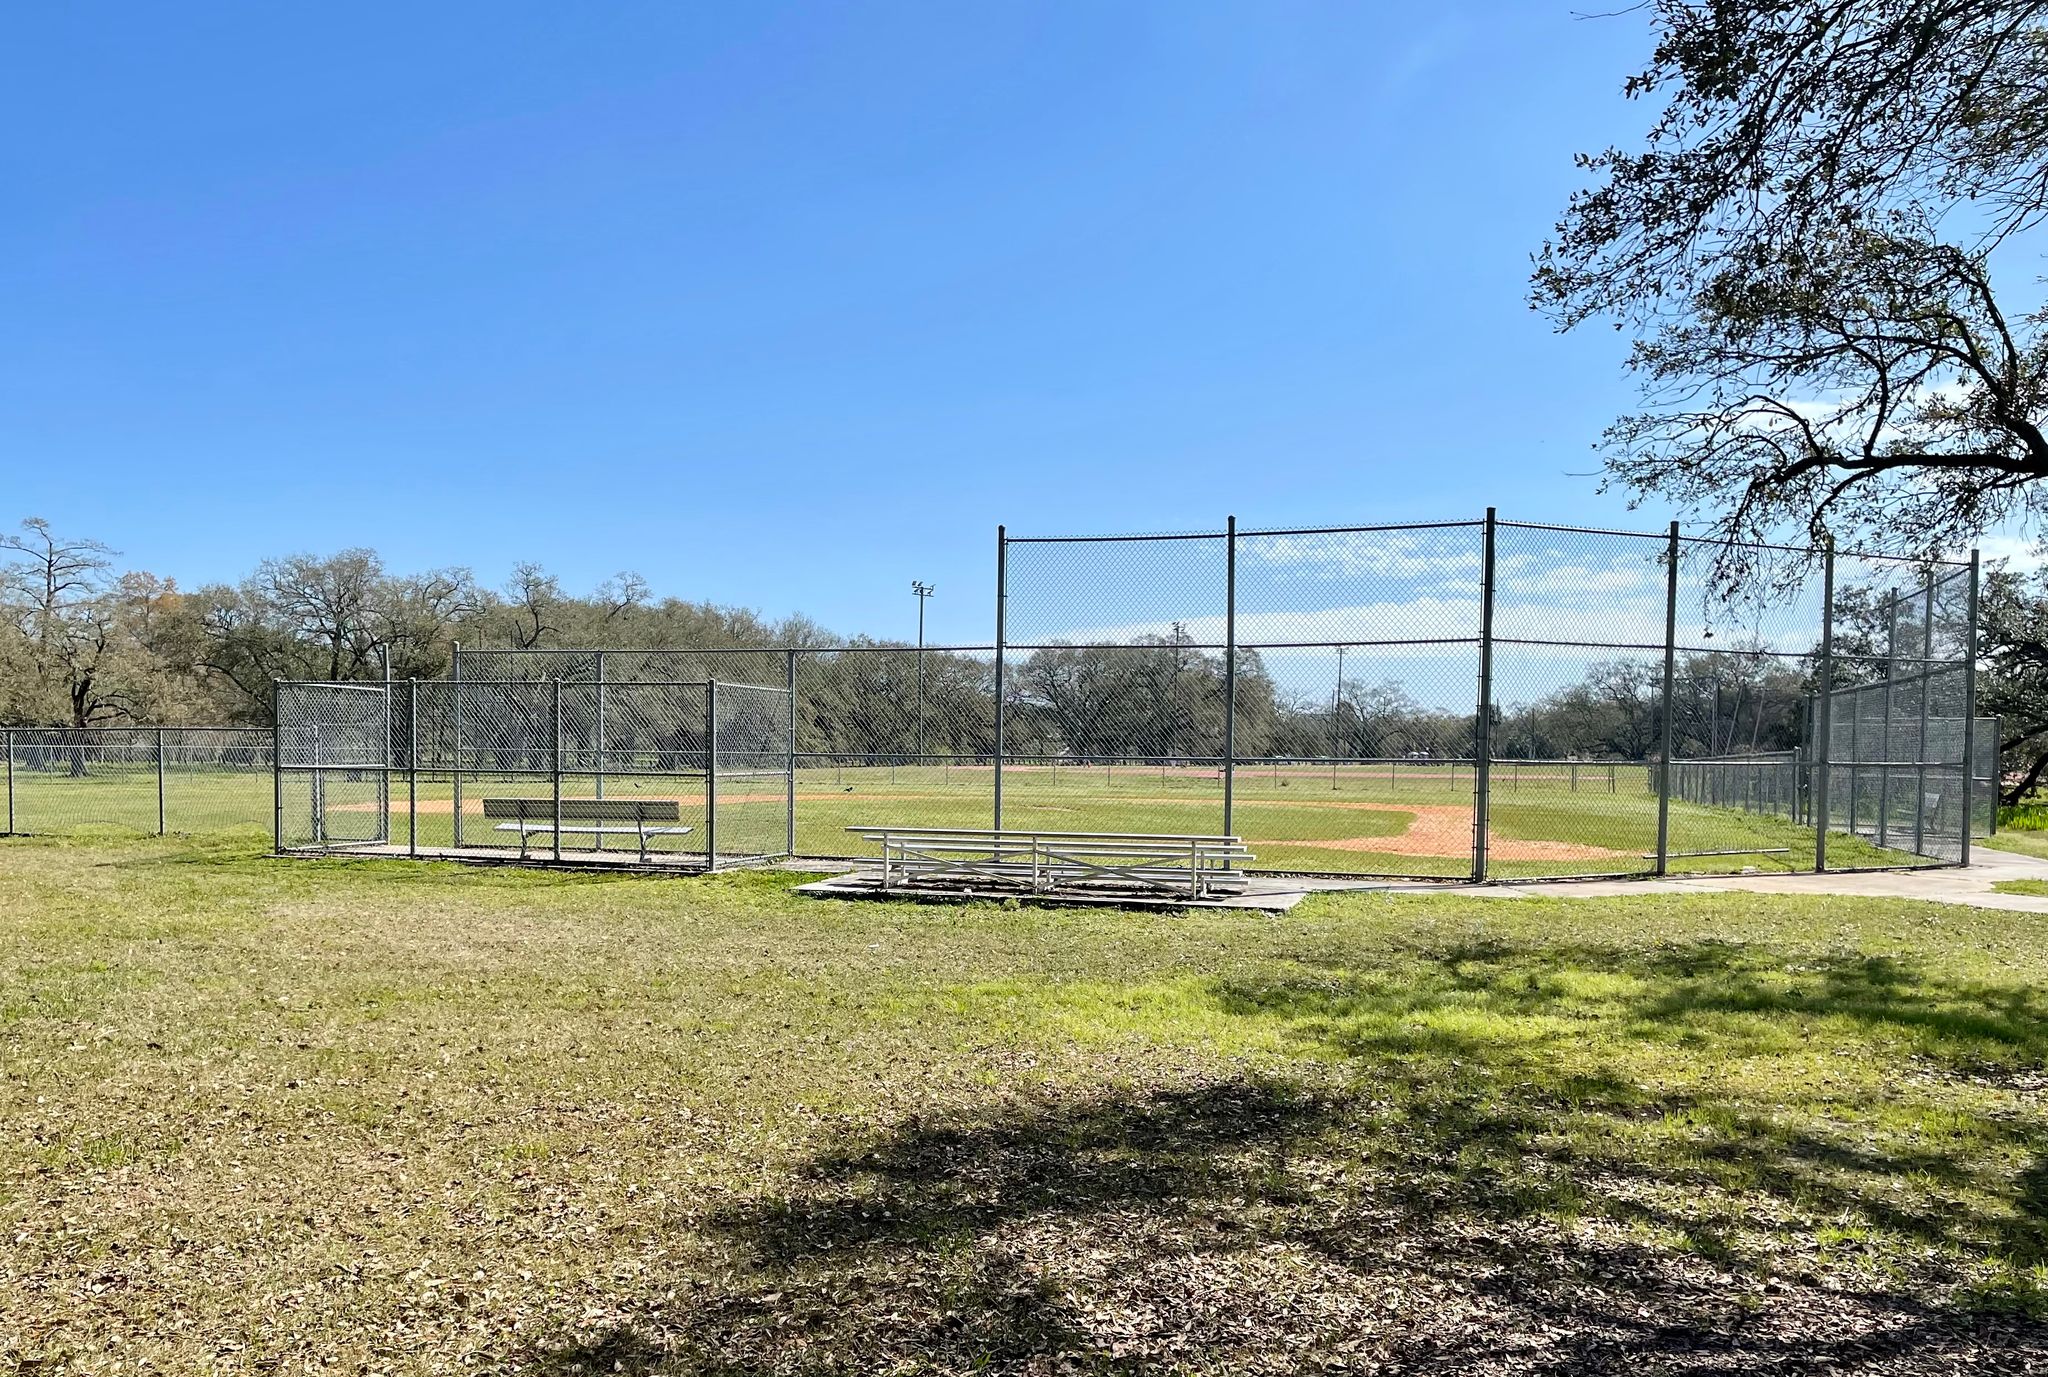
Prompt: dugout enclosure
<box><xmin>274</xmin><ymin>676</ymin><xmax>794</xmax><ymax>870</ymax></box>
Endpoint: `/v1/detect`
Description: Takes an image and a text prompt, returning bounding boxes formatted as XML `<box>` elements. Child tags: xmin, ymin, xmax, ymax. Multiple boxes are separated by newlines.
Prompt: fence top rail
<box><xmin>998</xmin><ymin>514</ymin><xmax>1971</xmax><ymax>566</ymax></box>
<box><xmin>4</xmin><ymin>724</ymin><xmax>272</xmax><ymax>734</ymax></box>
<box><xmin>455</xmin><ymin>645</ymin><xmax>1001</xmax><ymax>658</ymax></box>
<box><xmin>283</xmin><ymin>677</ymin><xmax>787</xmax><ymax>691</ymax></box>
<box><xmin>1674</xmin><ymin>530</ymin><xmax>1971</xmax><ymax>567</ymax></box>
<box><xmin>1497</xmin><ymin>518</ymin><xmax>1676</xmax><ymax>540</ymax></box>
<box><xmin>1002</xmin><ymin>529</ymin><xmax>1229</xmax><ymax>545</ymax></box>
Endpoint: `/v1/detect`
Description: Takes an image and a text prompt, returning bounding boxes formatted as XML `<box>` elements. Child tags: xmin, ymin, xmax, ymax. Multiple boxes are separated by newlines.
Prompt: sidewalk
<box><xmin>1467</xmin><ymin>842</ymin><xmax>2048</xmax><ymax>913</ymax></box>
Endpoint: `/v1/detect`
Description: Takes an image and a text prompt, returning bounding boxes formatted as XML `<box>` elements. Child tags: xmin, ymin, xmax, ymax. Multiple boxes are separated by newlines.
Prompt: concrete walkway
<box><xmin>1445</xmin><ymin>843</ymin><xmax>2048</xmax><ymax>914</ymax></box>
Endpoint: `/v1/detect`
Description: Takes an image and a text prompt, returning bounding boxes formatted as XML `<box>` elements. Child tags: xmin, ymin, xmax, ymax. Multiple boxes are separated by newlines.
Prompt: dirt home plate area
<box><xmin>343</xmin><ymin>794</ymin><xmax>1627</xmax><ymax>861</ymax></box>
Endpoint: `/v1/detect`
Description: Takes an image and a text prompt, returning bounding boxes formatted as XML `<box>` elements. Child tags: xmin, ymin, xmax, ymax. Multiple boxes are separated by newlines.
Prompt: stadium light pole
<box><xmin>912</xmin><ymin>581</ymin><xmax>934</xmax><ymax>768</ymax></box>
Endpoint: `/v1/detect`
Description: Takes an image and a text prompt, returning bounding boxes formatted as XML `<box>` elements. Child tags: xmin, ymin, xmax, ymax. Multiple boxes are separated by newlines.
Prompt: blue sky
<box><xmin>3</xmin><ymin>2</ymin><xmax>1667</xmax><ymax>644</ymax></box>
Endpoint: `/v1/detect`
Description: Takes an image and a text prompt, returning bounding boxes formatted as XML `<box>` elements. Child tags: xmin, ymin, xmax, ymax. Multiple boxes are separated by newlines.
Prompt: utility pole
<box><xmin>912</xmin><ymin>581</ymin><xmax>934</xmax><ymax>768</ymax></box>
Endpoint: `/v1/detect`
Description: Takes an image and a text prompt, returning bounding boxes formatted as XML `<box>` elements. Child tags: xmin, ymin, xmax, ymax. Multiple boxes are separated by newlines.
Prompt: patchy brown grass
<box><xmin>3</xmin><ymin>832</ymin><xmax>2047</xmax><ymax>1373</ymax></box>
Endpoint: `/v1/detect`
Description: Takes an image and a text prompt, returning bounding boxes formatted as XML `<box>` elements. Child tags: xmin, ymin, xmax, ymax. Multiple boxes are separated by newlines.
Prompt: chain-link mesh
<box><xmin>270</xmin><ymin>677</ymin><xmax>791</xmax><ymax>868</ymax></box>
<box><xmin>1228</xmin><ymin>524</ymin><xmax>1483</xmax><ymax>877</ymax></box>
<box><xmin>997</xmin><ymin>532</ymin><xmax>1232</xmax><ymax>853</ymax></box>
<box><xmin>276</xmin><ymin>683</ymin><xmax>390</xmax><ymax>849</ymax></box>
<box><xmin>993</xmin><ymin>518</ymin><xmax>1979</xmax><ymax>880</ymax></box>
<box><xmin>711</xmin><ymin>681</ymin><xmax>794</xmax><ymax>864</ymax></box>
<box><xmin>0</xmin><ymin>727</ymin><xmax>273</xmax><ymax>836</ymax></box>
<box><xmin>10</xmin><ymin>516</ymin><xmax>1981</xmax><ymax>883</ymax></box>
<box><xmin>455</xmin><ymin>644</ymin><xmax>999</xmax><ymax>854</ymax></box>
<box><xmin>1651</xmin><ymin>535</ymin><xmax>1834</xmax><ymax>871</ymax></box>
<box><xmin>1485</xmin><ymin>523</ymin><xmax>1671</xmax><ymax>877</ymax></box>
<box><xmin>1817</xmin><ymin>560</ymin><xmax>1979</xmax><ymax>865</ymax></box>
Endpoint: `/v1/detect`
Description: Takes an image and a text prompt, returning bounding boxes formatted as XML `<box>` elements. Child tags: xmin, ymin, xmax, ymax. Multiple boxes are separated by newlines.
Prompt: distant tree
<box><xmin>501</xmin><ymin>562</ymin><xmax>563</xmax><ymax>649</ymax></box>
<box><xmin>0</xmin><ymin>518</ymin><xmax>130</xmax><ymax>735</ymax></box>
<box><xmin>1979</xmin><ymin>567</ymin><xmax>2048</xmax><ymax>800</ymax></box>
<box><xmin>1536</xmin><ymin>2</ymin><xmax>2048</xmax><ymax>571</ymax></box>
<box><xmin>186</xmin><ymin>552</ymin><xmax>474</xmax><ymax>719</ymax></box>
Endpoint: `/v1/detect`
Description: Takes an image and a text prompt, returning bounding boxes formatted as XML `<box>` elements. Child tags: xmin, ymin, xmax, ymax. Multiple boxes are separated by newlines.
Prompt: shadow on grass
<box><xmin>526</xmin><ymin>941</ymin><xmax>2048</xmax><ymax>1373</ymax></box>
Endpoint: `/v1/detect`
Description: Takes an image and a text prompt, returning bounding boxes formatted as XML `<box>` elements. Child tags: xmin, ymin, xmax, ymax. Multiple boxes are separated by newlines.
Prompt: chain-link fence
<box><xmin>992</xmin><ymin>512</ymin><xmax>1979</xmax><ymax>879</ymax></box>
<box><xmin>453</xmin><ymin>644</ymin><xmax>998</xmax><ymax>855</ymax></box>
<box><xmin>407</xmin><ymin>515</ymin><xmax>1986</xmax><ymax>879</ymax></box>
<box><xmin>1818</xmin><ymin>561</ymin><xmax>1983</xmax><ymax>864</ymax></box>
<box><xmin>275</xmin><ymin>677</ymin><xmax>793</xmax><ymax>870</ymax></box>
<box><xmin>5</xmin><ymin>512</ymin><xmax>1986</xmax><ymax>880</ymax></box>
<box><xmin>2</xmin><ymin>726</ymin><xmax>275</xmax><ymax>836</ymax></box>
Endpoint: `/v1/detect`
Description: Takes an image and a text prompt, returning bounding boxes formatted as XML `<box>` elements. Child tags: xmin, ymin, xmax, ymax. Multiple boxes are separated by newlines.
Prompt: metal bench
<box><xmin>847</xmin><ymin>826</ymin><xmax>1252</xmax><ymax>899</ymax></box>
<box><xmin>483</xmin><ymin>798</ymin><xmax>691</xmax><ymax>862</ymax></box>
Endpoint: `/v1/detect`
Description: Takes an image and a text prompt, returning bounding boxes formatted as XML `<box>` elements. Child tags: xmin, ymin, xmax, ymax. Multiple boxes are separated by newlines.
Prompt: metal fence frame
<box><xmin>1</xmin><ymin>726</ymin><xmax>277</xmax><ymax>837</ymax></box>
<box><xmin>272</xmin><ymin>677</ymin><xmax>794</xmax><ymax>871</ymax></box>
<box><xmin>991</xmin><ymin>512</ymin><xmax>1980</xmax><ymax>880</ymax></box>
<box><xmin>2</xmin><ymin>514</ymin><xmax>1990</xmax><ymax>882</ymax></box>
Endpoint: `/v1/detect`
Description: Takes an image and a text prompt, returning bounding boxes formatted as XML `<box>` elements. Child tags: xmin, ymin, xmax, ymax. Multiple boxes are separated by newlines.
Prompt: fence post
<box><xmin>4</xmin><ymin>726</ymin><xmax>13</xmax><ymax>835</ymax></box>
<box><xmin>994</xmin><ymin>524</ymin><xmax>1007</xmax><ymax>830</ymax></box>
<box><xmin>310</xmin><ymin>723</ymin><xmax>325</xmax><ymax>845</ymax></box>
<box><xmin>1223</xmin><ymin>513</ymin><xmax>1237</xmax><ymax>840</ymax></box>
<box><xmin>1655</xmin><ymin>521</ymin><xmax>1678</xmax><ymax>875</ymax></box>
<box><xmin>408</xmin><ymin>679</ymin><xmax>419</xmax><ymax>858</ymax></box>
<box><xmin>271</xmin><ymin>684</ymin><xmax>284</xmax><ymax>855</ymax></box>
<box><xmin>1473</xmin><ymin>508</ymin><xmax>1497</xmax><ymax>882</ymax></box>
<box><xmin>551</xmin><ymin>677</ymin><xmax>563</xmax><ymax>864</ymax></box>
<box><xmin>451</xmin><ymin>641</ymin><xmax>464</xmax><ymax>849</ymax></box>
<box><xmin>1879</xmin><ymin>593</ymin><xmax>1897</xmax><ymax>849</ymax></box>
<box><xmin>785</xmin><ymin>650</ymin><xmax>798</xmax><ymax>858</ymax></box>
<box><xmin>1961</xmin><ymin>550</ymin><xmax>1980</xmax><ymax>866</ymax></box>
<box><xmin>589</xmin><ymin>653</ymin><xmax>607</xmax><ymax>855</ymax></box>
<box><xmin>1815</xmin><ymin>542</ymin><xmax>1836</xmax><ymax>872</ymax></box>
<box><xmin>1990</xmin><ymin>713</ymin><xmax>2002</xmax><ymax>836</ymax></box>
<box><xmin>155</xmin><ymin>727</ymin><xmax>167</xmax><ymax>836</ymax></box>
<box><xmin>706</xmin><ymin>679</ymin><xmax>719</xmax><ymax>870</ymax></box>
<box><xmin>1916</xmin><ymin>576</ymin><xmax>1935</xmax><ymax>855</ymax></box>
<box><xmin>1847</xmin><ymin>680</ymin><xmax>1862</xmax><ymax>842</ymax></box>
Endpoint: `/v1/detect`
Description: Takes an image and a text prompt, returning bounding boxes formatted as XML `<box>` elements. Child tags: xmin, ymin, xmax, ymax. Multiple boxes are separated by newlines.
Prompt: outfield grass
<box><xmin>1985</xmin><ymin>832</ymin><xmax>2048</xmax><ymax>862</ymax></box>
<box><xmin>3</xmin><ymin>832</ymin><xmax>2045</xmax><ymax>1371</ymax></box>
<box><xmin>8</xmin><ymin>759</ymin><xmax>1926</xmax><ymax>879</ymax></box>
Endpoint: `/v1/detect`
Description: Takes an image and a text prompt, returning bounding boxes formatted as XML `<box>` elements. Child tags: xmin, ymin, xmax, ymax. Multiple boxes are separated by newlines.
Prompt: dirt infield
<box><xmin>1263</xmin><ymin>802</ymin><xmax>1633</xmax><ymax>862</ymax></box>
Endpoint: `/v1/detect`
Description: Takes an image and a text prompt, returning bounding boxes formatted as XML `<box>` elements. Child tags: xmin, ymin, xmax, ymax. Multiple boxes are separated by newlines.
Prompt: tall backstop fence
<box><xmin>273</xmin><ymin>677</ymin><xmax>794</xmax><ymax>870</ymax></box>
<box><xmin>988</xmin><ymin>512</ymin><xmax>1979</xmax><ymax>878</ymax></box>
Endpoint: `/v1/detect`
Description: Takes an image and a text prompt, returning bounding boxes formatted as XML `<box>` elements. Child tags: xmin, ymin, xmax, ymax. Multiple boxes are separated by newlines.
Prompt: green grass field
<box><xmin>2</xmin><ymin>832</ymin><xmax>2044</xmax><ymax>1371</ymax></box>
<box><xmin>5</xmin><ymin>759</ymin><xmax>1930</xmax><ymax>879</ymax></box>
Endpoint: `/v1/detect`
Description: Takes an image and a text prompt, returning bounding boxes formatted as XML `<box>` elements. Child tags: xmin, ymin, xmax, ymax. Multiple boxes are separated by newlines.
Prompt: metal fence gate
<box><xmin>276</xmin><ymin>683</ymin><xmax>391</xmax><ymax>850</ymax></box>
